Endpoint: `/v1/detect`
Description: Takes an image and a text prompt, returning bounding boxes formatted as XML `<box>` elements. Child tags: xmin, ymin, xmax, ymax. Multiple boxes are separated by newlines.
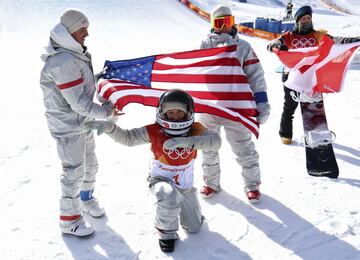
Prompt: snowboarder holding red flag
<box><xmin>267</xmin><ymin>5</ymin><xmax>360</xmax><ymax>145</ymax></box>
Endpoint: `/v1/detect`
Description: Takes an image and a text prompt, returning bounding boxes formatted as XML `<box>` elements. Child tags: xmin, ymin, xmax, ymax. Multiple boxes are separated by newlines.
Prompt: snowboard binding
<box><xmin>303</xmin><ymin>130</ymin><xmax>336</xmax><ymax>148</ymax></box>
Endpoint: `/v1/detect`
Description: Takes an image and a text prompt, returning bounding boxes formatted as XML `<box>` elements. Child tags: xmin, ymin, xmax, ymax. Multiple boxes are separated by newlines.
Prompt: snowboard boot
<box><xmin>159</xmin><ymin>239</ymin><xmax>177</xmax><ymax>253</ymax></box>
<box><xmin>157</xmin><ymin>228</ymin><xmax>178</xmax><ymax>253</ymax></box>
<box><xmin>60</xmin><ymin>216</ymin><xmax>95</xmax><ymax>237</ymax></box>
<box><xmin>200</xmin><ymin>186</ymin><xmax>216</xmax><ymax>198</ymax></box>
<box><xmin>246</xmin><ymin>190</ymin><xmax>261</xmax><ymax>204</ymax></box>
<box><xmin>281</xmin><ymin>137</ymin><xmax>292</xmax><ymax>145</ymax></box>
<box><xmin>279</xmin><ymin>119</ymin><xmax>293</xmax><ymax>145</ymax></box>
<box><xmin>81</xmin><ymin>197</ymin><xmax>105</xmax><ymax>218</ymax></box>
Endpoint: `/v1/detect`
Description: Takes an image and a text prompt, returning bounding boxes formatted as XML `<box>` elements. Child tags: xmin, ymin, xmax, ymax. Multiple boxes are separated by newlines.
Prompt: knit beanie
<box><xmin>294</xmin><ymin>5</ymin><xmax>313</xmax><ymax>23</ymax></box>
<box><xmin>60</xmin><ymin>9</ymin><xmax>89</xmax><ymax>34</ymax></box>
<box><xmin>162</xmin><ymin>102</ymin><xmax>187</xmax><ymax>114</ymax></box>
<box><xmin>211</xmin><ymin>5</ymin><xmax>232</xmax><ymax>19</ymax></box>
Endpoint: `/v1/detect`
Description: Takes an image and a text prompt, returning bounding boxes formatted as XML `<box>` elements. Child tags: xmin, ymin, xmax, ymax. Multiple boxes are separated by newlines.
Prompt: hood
<box><xmin>40</xmin><ymin>23</ymin><xmax>86</xmax><ymax>62</ymax></box>
<box><xmin>207</xmin><ymin>32</ymin><xmax>238</xmax><ymax>47</ymax></box>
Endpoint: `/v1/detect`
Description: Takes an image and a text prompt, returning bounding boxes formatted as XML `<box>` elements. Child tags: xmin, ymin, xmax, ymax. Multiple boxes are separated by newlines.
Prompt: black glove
<box><xmin>268</xmin><ymin>42</ymin><xmax>288</xmax><ymax>52</ymax></box>
<box><xmin>278</xmin><ymin>43</ymin><xmax>288</xmax><ymax>51</ymax></box>
<box><xmin>267</xmin><ymin>42</ymin><xmax>276</xmax><ymax>52</ymax></box>
<box><xmin>342</xmin><ymin>37</ymin><xmax>360</xmax><ymax>44</ymax></box>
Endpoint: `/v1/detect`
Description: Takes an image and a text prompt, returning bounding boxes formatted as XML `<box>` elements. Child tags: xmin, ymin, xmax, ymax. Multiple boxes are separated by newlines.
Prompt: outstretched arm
<box><xmin>82</xmin><ymin>120</ymin><xmax>150</xmax><ymax>146</ymax></box>
<box><xmin>331</xmin><ymin>35</ymin><xmax>360</xmax><ymax>44</ymax></box>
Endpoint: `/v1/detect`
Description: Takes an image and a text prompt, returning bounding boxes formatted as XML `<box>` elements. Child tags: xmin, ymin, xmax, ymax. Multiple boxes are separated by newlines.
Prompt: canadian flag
<box><xmin>274</xmin><ymin>35</ymin><xmax>360</xmax><ymax>94</ymax></box>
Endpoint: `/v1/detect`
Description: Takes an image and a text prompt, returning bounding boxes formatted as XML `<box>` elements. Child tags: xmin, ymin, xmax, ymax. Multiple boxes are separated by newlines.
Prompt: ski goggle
<box><xmin>211</xmin><ymin>15</ymin><xmax>235</xmax><ymax>30</ymax></box>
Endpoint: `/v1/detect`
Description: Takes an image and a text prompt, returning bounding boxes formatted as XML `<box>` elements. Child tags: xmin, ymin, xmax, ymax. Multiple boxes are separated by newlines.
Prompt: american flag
<box><xmin>97</xmin><ymin>45</ymin><xmax>259</xmax><ymax>137</ymax></box>
<box><xmin>274</xmin><ymin>35</ymin><xmax>360</xmax><ymax>94</ymax></box>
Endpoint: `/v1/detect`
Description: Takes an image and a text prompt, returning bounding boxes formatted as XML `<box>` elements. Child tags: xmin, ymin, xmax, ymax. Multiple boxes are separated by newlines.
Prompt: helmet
<box><xmin>156</xmin><ymin>89</ymin><xmax>195</xmax><ymax>136</ymax></box>
<box><xmin>294</xmin><ymin>5</ymin><xmax>312</xmax><ymax>23</ymax></box>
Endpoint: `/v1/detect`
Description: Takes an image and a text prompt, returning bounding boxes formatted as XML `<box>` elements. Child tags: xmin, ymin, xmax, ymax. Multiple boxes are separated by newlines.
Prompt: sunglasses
<box><xmin>211</xmin><ymin>15</ymin><xmax>235</xmax><ymax>30</ymax></box>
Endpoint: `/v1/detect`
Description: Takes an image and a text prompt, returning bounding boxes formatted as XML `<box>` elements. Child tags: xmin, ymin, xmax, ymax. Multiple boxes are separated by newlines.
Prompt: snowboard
<box><xmin>300</xmin><ymin>101</ymin><xmax>339</xmax><ymax>179</ymax></box>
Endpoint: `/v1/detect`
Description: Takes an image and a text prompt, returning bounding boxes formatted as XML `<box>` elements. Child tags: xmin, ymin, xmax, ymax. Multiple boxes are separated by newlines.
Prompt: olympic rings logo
<box><xmin>291</xmin><ymin>37</ymin><xmax>316</xmax><ymax>48</ymax></box>
<box><xmin>163</xmin><ymin>147</ymin><xmax>193</xmax><ymax>160</ymax></box>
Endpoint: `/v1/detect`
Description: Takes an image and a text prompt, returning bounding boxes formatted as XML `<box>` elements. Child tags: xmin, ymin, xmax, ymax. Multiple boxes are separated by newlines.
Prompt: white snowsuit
<box><xmin>40</xmin><ymin>23</ymin><xmax>109</xmax><ymax>220</ymax></box>
<box><xmin>105</xmin><ymin>122</ymin><xmax>221</xmax><ymax>239</ymax></box>
<box><xmin>200</xmin><ymin>32</ymin><xmax>268</xmax><ymax>192</ymax></box>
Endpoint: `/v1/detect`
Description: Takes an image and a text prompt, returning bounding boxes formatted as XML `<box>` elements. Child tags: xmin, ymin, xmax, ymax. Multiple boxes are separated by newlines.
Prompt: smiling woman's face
<box><xmin>71</xmin><ymin>27</ymin><xmax>89</xmax><ymax>46</ymax></box>
<box><xmin>165</xmin><ymin>109</ymin><xmax>187</xmax><ymax>121</ymax></box>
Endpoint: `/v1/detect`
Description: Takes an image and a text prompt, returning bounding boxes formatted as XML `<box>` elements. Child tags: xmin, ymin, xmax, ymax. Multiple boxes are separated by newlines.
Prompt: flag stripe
<box><xmin>114</xmin><ymin>94</ymin><xmax>160</xmax><ymax>109</ymax></box>
<box><xmin>155</xmin><ymin>51</ymin><xmax>237</xmax><ymax>66</ymax></box>
<box><xmin>187</xmin><ymin>90</ymin><xmax>254</xmax><ymax>100</ymax></box>
<box><xmin>153</xmin><ymin>57</ymin><xmax>241</xmax><ymax>70</ymax></box>
<box><xmin>151</xmin><ymin>74</ymin><xmax>249</xmax><ymax>84</ymax></box>
<box><xmin>152</xmin><ymin>65</ymin><xmax>245</xmax><ymax>75</ymax></box>
<box><xmin>156</xmin><ymin>45</ymin><xmax>237</xmax><ymax>60</ymax></box>
<box><xmin>151</xmin><ymin>81</ymin><xmax>252</xmax><ymax>92</ymax></box>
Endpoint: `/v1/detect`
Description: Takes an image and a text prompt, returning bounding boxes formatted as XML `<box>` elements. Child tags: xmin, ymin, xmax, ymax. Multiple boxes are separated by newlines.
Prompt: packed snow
<box><xmin>0</xmin><ymin>0</ymin><xmax>359</xmax><ymax>259</ymax></box>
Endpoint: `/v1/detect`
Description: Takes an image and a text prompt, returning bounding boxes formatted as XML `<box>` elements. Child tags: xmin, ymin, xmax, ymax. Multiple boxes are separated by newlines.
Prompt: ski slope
<box><xmin>0</xmin><ymin>0</ymin><xmax>359</xmax><ymax>259</ymax></box>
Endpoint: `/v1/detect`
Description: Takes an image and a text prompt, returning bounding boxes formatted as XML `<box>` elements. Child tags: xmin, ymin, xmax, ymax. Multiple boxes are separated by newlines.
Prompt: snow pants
<box><xmin>149</xmin><ymin>178</ymin><xmax>203</xmax><ymax>240</ymax></box>
<box><xmin>54</xmin><ymin>132</ymin><xmax>98</xmax><ymax>221</ymax></box>
<box><xmin>279</xmin><ymin>85</ymin><xmax>300</xmax><ymax>138</ymax></box>
<box><xmin>199</xmin><ymin>114</ymin><xmax>261</xmax><ymax>192</ymax></box>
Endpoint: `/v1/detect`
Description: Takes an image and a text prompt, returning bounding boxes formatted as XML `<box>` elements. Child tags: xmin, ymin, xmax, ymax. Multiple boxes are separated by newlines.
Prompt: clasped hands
<box><xmin>163</xmin><ymin>137</ymin><xmax>194</xmax><ymax>150</ymax></box>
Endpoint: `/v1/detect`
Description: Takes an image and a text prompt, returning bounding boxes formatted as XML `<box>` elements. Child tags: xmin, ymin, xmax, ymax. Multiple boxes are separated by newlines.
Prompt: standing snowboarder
<box><xmin>83</xmin><ymin>89</ymin><xmax>221</xmax><ymax>253</ymax></box>
<box><xmin>40</xmin><ymin>9</ymin><xmax>114</xmax><ymax>236</ymax></box>
<box><xmin>198</xmin><ymin>5</ymin><xmax>270</xmax><ymax>203</ymax></box>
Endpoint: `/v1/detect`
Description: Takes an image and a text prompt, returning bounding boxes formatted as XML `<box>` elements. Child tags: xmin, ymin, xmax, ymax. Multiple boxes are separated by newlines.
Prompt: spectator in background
<box><xmin>284</xmin><ymin>2</ymin><xmax>294</xmax><ymax>20</ymax></box>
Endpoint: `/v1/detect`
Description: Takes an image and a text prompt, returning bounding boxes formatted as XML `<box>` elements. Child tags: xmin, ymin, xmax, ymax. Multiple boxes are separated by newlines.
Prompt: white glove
<box><xmin>257</xmin><ymin>103</ymin><xmax>270</xmax><ymax>125</ymax></box>
<box><xmin>94</xmin><ymin>69</ymin><xmax>105</xmax><ymax>82</ymax></box>
<box><xmin>82</xmin><ymin>120</ymin><xmax>115</xmax><ymax>135</ymax></box>
<box><xmin>102</xmin><ymin>101</ymin><xmax>115</xmax><ymax>117</ymax></box>
<box><xmin>163</xmin><ymin>137</ymin><xmax>194</xmax><ymax>150</ymax></box>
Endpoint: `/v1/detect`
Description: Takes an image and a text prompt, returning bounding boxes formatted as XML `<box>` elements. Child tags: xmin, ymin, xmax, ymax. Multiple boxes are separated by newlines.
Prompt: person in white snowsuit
<box><xmin>40</xmin><ymin>9</ymin><xmax>114</xmax><ymax>237</ymax></box>
<box><xmin>198</xmin><ymin>5</ymin><xmax>270</xmax><ymax>203</ymax></box>
<box><xmin>83</xmin><ymin>89</ymin><xmax>221</xmax><ymax>253</ymax></box>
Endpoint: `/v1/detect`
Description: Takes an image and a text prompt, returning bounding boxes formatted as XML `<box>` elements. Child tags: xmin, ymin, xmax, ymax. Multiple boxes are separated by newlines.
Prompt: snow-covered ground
<box><xmin>0</xmin><ymin>0</ymin><xmax>359</xmax><ymax>259</ymax></box>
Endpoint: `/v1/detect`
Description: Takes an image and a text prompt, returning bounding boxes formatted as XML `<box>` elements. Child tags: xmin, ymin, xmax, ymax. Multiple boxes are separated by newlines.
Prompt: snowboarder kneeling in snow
<box><xmin>267</xmin><ymin>5</ymin><xmax>360</xmax><ymax>145</ymax></box>
<box><xmin>83</xmin><ymin>89</ymin><xmax>221</xmax><ymax>253</ymax></box>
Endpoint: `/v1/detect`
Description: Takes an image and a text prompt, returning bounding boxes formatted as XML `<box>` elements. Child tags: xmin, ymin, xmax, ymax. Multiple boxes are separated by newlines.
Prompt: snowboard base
<box><xmin>305</xmin><ymin>144</ymin><xmax>339</xmax><ymax>179</ymax></box>
<box><xmin>300</xmin><ymin>101</ymin><xmax>339</xmax><ymax>179</ymax></box>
